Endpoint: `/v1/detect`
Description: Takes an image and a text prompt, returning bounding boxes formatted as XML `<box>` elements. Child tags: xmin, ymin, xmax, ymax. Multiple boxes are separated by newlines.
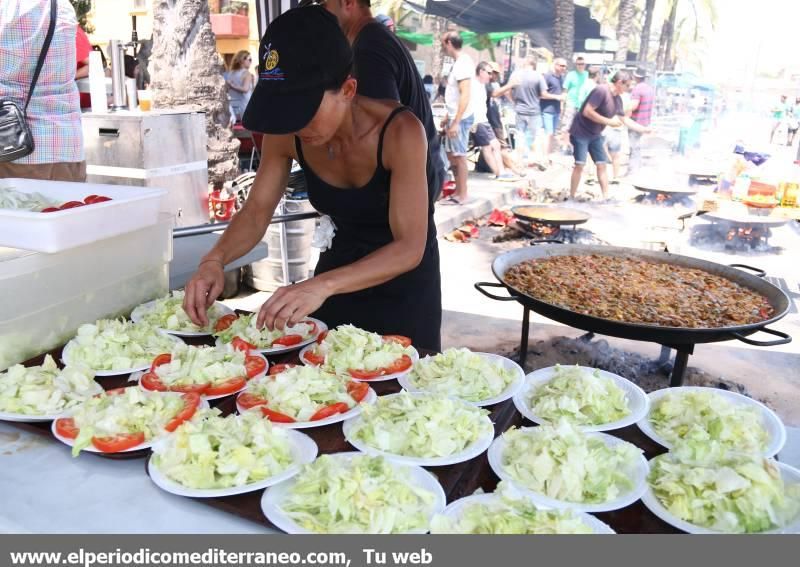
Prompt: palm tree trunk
<box><xmin>553</xmin><ymin>0</ymin><xmax>575</xmax><ymax>61</ymax></box>
<box><xmin>638</xmin><ymin>0</ymin><xmax>657</xmax><ymax>63</ymax></box>
<box><xmin>150</xmin><ymin>0</ymin><xmax>239</xmax><ymax>185</ymax></box>
<box><xmin>656</xmin><ymin>0</ymin><xmax>678</xmax><ymax>71</ymax></box>
<box><xmin>663</xmin><ymin>0</ymin><xmax>680</xmax><ymax>70</ymax></box>
<box><xmin>614</xmin><ymin>0</ymin><xmax>636</xmax><ymax>62</ymax></box>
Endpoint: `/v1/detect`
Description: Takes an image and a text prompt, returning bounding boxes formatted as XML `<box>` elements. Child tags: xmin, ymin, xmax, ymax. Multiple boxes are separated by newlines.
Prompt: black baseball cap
<box><xmin>242</xmin><ymin>7</ymin><xmax>353</xmax><ymax>135</ymax></box>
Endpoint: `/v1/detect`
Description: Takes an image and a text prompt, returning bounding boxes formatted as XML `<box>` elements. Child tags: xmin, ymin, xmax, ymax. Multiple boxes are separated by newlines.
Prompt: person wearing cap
<box><xmin>541</xmin><ymin>57</ymin><xmax>568</xmax><ymax>156</ymax></box>
<box><xmin>627</xmin><ymin>66</ymin><xmax>655</xmax><ymax>174</ymax></box>
<box><xmin>374</xmin><ymin>13</ymin><xmax>395</xmax><ymax>33</ymax></box>
<box><xmin>183</xmin><ymin>7</ymin><xmax>442</xmax><ymax>351</ymax></box>
<box><xmin>313</xmin><ymin>0</ymin><xmax>447</xmax><ymax>205</ymax></box>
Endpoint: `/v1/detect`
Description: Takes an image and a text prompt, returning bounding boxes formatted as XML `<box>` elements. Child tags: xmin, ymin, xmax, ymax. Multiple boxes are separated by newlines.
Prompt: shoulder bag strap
<box><xmin>24</xmin><ymin>0</ymin><xmax>58</xmax><ymax>116</ymax></box>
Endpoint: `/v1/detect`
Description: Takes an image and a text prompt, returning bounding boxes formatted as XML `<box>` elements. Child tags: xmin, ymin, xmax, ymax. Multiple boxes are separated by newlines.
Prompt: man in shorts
<box><xmin>568</xmin><ymin>71</ymin><xmax>649</xmax><ymax>201</ymax></box>
<box><xmin>441</xmin><ymin>31</ymin><xmax>474</xmax><ymax>205</ymax></box>
<box><xmin>473</xmin><ymin>61</ymin><xmax>517</xmax><ymax>181</ymax></box>
<box><xmin>541</xmin><ymin>58</ymin><xmax>567</xmax><ymax>155</ymax></box>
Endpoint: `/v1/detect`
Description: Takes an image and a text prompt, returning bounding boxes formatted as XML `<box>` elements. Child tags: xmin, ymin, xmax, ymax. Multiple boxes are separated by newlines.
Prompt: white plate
<box><xmin>636</xmin><ymin>386</ymin><xmax>787</xmax><ymax>457</ymax></box>
<box><xmin>640</xmin><ymin>456</ymin><xmax>800</xmax><ymax>534</ymax></box>
<box><xmin>215</xmin><ymin>317</ymin><xmax>327</xmax><ymax>356</ymax></box>
<box><xmin>51</xmin><ymin>393</ymin><xmax>209</xmax><ymax>455</ymax></box>
<box><xmin>513</xmin><ymin>365</ymin><xmax>650</xmax><ymax>432</ymax></box>
<box><xmin>487</xmin><ymin>427</ymin><xmax>649</xmax><ymax>513</ymax></box>
<box><xmin>398</xmin><ymin>352</ymin><xmax>525</xmax><ymax>407</ymax></box>
<box><xmin>0</xmin><ymin>376</ymin><xmax>105</xmax><ymax>423</ymax></box>
<box><xmin>299</xmin><ymin>343</ymin><xmax>420</xmax><ymax>383</ymax></box>
<box><xmin>147</xmin><ymin>428</ymin><xmax>318</xmax><ymax>498</ymax></box>
<box><xmin>261</xmin><ymin>452</ymin><xmax>446</xmax><ymax>533</ymax></box>
<box><xmin>436</xmin><ymin>493</ymin><xmax>616</xmax><ymax>534</ymax></box>
<box><xmin>130</xmin><ymin>300</ymin><xmax>235</xmax><ymax>338</ymax></box>
<box><xmin>131</xmin><ymin>352</ymin><xmax>269</xmax><ymax>401</ymax></box>
<box><xmin>236</xmin><ymin>387</ymin><xmax>378</xmax><ymax>429</ymax></box>
<box><xmin>61</xmin><ymin>332</ymin><xmax>184</xmax><ymax>377</ymax></box>
<box><xmin>342</xmin><ymin>392</ymin><xmax>495</xmax><ymax>467</ymax></box>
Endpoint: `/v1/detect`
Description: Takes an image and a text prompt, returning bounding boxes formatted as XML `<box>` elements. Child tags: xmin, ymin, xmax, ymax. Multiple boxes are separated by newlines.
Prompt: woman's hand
<box><xmin>183</xmin><ymin>260</ymin><xmax>226</xmax><ymax>327</ymax></box>
<box><xmin>256</xmin><ymin>278</ymin><xmax>331</xmax><ymax>331</ymax></box>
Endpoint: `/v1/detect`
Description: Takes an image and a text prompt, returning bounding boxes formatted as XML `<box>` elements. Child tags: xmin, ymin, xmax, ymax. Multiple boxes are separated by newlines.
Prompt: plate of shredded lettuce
<box><xmin>130</xmin><ymin>342</ymin><xmax>267</xmax><ymax>401</ymax></box>
<box><xmin>299</xmin><ymin>324</ymin><xmax>418</xmax><ymax>382</ymax></box>
<box><xmin>513</xmin><ymin>365</ymin><xmax>648</xmax><ymax>432</ymax></box>
<box><xmin>398</xmin><ymin>349</ymin><xmax>524</xmax><ymax>406</ymax></box>
<box><xmin>0</xmin><ymin>355</ymin><xmax>103</xmax><ymax>422</ymax></box>
<box><xmin>61</xmin><ymin>319</ymin><xmax>182</xmax><ymax>377</ymax></box>
<box><xmin>214</xmin><ymin>314</ymin><xmax>325</xmax><ymax>355</ymax></box>
<box><xmin>131</xmin><ymin>291</ymin><xmax>234</xmax><ymax>337</ymax></box>
<box><xmin>235</xmin><ymin>365</ymin><xmax>376</xmax><ymax>429</ymax></box>
<box><xmin>261</xmin><ymin>452</ymin><xmax>446</xmax><ymax>533</ymax></box>
<box><xmin>487</xmin><ymin>421</ymin><xmax>648</xmax><ymax>512</ymax></box>
<box><xmin>0</xmin><ymin>187</ymin><xmax>58</xmax><ymax>211</ymax></box>
<box><xmin>637</xmin><ymin>386</ymin><xmax>786</xmax><ymax>458</ymax></box>
<box><xmin>430</xmin><ymin>481</ymin><xmax>615</xmax><ymax>534</ymax></box>
<box><xmin>51</xmin><ymin>388</ymin><xmax>208</xmax><ymax>456</ymax></box>
<box><xmin>148</xmin><ymin>409</ymin><xmax>317</xmax><ymax>497</ymax></box>
<box><xmin>642</xmin><ymin>451</ymin><xmax>800</xmax><ymax>534</ymax></box>
<box><xmin>342</xmin><ymin>391</ymin><xmax>494</xmax><ymax>466</ymax></box>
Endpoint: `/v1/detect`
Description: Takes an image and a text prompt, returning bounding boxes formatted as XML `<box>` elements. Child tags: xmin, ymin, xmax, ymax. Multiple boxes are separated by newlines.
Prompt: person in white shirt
<box><xmin>472</xmin><ymin>62</ymin><xmax>517</xmax><ymax>181</ymax></box>
<box><xmin>440</xmin><ymin>31</ymin><xmax>474</xmax><ymax>205</ymax></box>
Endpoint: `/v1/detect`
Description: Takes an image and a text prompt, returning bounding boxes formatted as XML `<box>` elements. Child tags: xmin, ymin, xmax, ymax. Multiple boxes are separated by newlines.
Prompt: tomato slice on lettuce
<box><xmin>244</xmin><ymin>355</ymin><xmax>267</xmax><ymax>378</ymax></box>
<box><xmin>55</xmin><ymin>417</ymin><xmax>79</xmax><ymax>439</ymax></box>
<box><xmin>346</xmin><ymin>381</ymin><xmax>370</xmax><ymax>403</ymax></box>
<box><xmin>348</xmin><ymin>367</ymin><xmax>383</xmax><ymax>380</ymax></box>
<box><xmin>384</xmin><ymin>354</ymin><xmax>413</xmax><ymax>375</ymax></box>
<box><xmin>150</xmin><ymin>353</ymin><xmax>172</xmax><ymax>372</ymax></box>
<box><xmin>272</xmin><ymin>334</ymin><xmax>302</xmax><ymax>347</ymax></box>
<box><xmin>168</xmin><ymin>383</ymin><xmax>210</xmax><ymax>395</ymax></box>
<box><xmin>268</xmin><ymin>363</ymin><xmax>296</xmax><ymax>376</ymax></box>
<box><xmin>315</xmin><ymin>330</ymin><xmax>328</xmax><ymax>344</ymax></box>
<box><xmin>383</xmin><ymin>335</ymin><xmax>412</xmax><ymax>348</ymax></box>
<box><xmin>310</xmin><ymin>402</ymin><xmax>350</xmax><ymax>421</ymax></box>
<box><xmin>231</xmin><ymin>336</ymin><xmax>257</xmax><ymax>352</ymax></box>
<box><xmin>164</xmin><ymin>393</ymin><xmax>202</xmax><ymax>432</ymax></box>
<box><xmin>91</xmin><ymin>432</ymin><xmax>146</xmax><ymax>453</ymax></box>
<box><xmin>237</xmin><ymin>392</ymin><xmax>268</xmax><ymax>410</ymax></box>
<box><xmin>214</xmin><ymin>314</ymin><xmax>238</xmax><ymax>333</ymax></box>
<box><xmin>303</xmin><ymin>349</ymin><xmax>325</xmax><ymax>366</ymax></box>
<box><xmin>140</xmin><ymin>372</ymin><xmax>167</xmax><ymax>392</ymax></box>
<box><xmin>205</xmin><ymin>376</ymin><xmax>247</xmax><ymax>397</ymax></box>
<box><xmin>260</xmin><ymin>407</ymin><xmax>296</xmax><ymax>423</ymax></box>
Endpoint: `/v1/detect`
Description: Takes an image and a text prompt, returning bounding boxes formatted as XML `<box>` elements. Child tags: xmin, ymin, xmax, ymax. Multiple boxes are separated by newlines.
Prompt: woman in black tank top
<box><xmin>183</xmin><ymin>7</ymin><xmax>442</xmax><ymax>350</ymax></box>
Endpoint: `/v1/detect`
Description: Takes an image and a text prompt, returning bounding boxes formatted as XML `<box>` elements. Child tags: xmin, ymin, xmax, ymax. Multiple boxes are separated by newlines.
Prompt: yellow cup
<box><xmin>137</xmin><ymin>90</ymin><xmax>152</xmax><ymax>111</ymax></box>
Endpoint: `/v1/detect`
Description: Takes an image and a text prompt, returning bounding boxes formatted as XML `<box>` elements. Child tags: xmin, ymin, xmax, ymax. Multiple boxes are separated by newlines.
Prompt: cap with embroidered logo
<box><xmin>242</xmin><ymin>7</ymin><xmax>353</xmax><ymax>134</ymax></box>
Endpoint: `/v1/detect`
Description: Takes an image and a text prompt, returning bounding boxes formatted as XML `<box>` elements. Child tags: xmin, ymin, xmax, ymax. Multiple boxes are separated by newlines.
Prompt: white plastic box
<box><xmin>0</xmin><ymin>215</ymin><xmax>173</xmax><ymax>371</ymax></box>
<box><xmin>0</xmin><ymin>178</ymin><xmax>166</xmax><ymax>253</ymax></box>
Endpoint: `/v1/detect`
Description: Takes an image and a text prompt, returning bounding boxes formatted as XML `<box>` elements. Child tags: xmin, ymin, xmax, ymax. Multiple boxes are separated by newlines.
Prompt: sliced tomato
<box><xmin>164</xmin><ymin>393</ymin><xmax>201</xmax><ymax>432</ymax></box>
<box><xmin>302</xmin><ymin>320</ymin><xmax>318</xmax><ymax>336</ymax></box>
<box><xmin>55</xmin><ymin>417</ymin><xmax>79</xmax><ymax>439</ymax></box>
<box><xmin>205</xmin><ymin>376</ymin><xmax>247</xmax><ymax>397</ymax></box>
<box><xmin>150</xmin><ymin>353</ymin><xmax>172</xmax><ymax>371</ymax></box>
<box><xmin>245</xmin><ymin>355</ymin><xmax>267</xmax><ymax>378</ymax></box>
<box><xmin>383</xmin><ymin>335</ymin><xmax>412</xmax><ymax>348</ymax></box>
<box><xmin>237</xmin><ymin>392</ymin><xmax>268</xmax><ymax>410</ymax></box>
<box><xmin>59</xmin><ymin>200</ymin><xmax>85</xmax><ymax>210</ymax></box>
<box><xmin>140</xmin><ymin>371</ymin><xmax>167</xmax><ymax>392</ymax></box>
<box><xmin>214</xmin><ymin>313</ymin><xmax>238</xmax><ymax>332</ymax></box>
<box><xmin>231</xmin><ymin>336</ymin><xmax>257</xmax><ymax>352</ymax></box>
<box><xmin>303</xmin><ymin>349</ymin><xmax>325</xmax><ymax>366</ymax></box>
<box><xmin>168</xmin><ymin>382</ymin><xmax>210</xmax><ymax>395</ymax></box>
<box><xmin>348</xmin><ymin>367</ymin><xmax>383</xmax><ymax>380</ymax></box>
<box><xmin>104</xmin><ymin>387</ymin><xmax>128</xmax><ymax>396</ymax></box>
<box><xmin>83</xmin><ymin>194</ymin><xmax>99</xmax><ymax>203</ymax></box>
<box><xmin>346</xmin><ymin>381</ymin><xmax>370</xmax><ymax>403</ymax></box>
<box><xmin>91</xmin><ymin>432</ymin><xmax>146</xmax><ymax>453</ymax></box>
<box><xmin>272</xmin><ymin>334</ymin><xmax>302</xmax><ymax>347</ymax></box>
<box><xmin>268</xmin><ymin>363</ymin><xmax>296</xmax><ymax>376</ymax></box>
<box><xmin>316</xmin><ymin>330</ymin><xmax>328</xmax><ymax>344</ymax></box>
<box><xmin>260</xmin><ymin>407</ymin><xmax>296</xmax><ymax>423</ymax></box>
<box><xmin>384</xmin><ymin>354</ymin><xmax>413</xmax><ymax>375</ymax></box>
<box><xmin>41</xmin><ymin>207</ymin><xmax>60</xmax><ymax>213</ymax></box>
<box><xmin>85</xmin><ymin>195</ymin><xmax>111</xmax><ymax>204</ymax></box>
<box><xmin>310</xmin><ymin>402</ymin><xmax>350</xmax><ymax>421</ymax></box>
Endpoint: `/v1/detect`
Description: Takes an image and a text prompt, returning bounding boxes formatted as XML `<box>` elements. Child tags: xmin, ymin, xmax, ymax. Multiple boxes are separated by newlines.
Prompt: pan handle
<box><xmin>729</xmin><ymin>264</ymin><xmax>766</xmax><ymax>278</ymax></box>
<box><xmin>529</xmin><ymin>239</ymin><xmax>564</xmax><ymax>246</ymax></box>
<box><xmin>730</xmin><ymin>327</ymin><xmax>791</xmax><ymax>347</ymax></box>
<box><xmin>474</xmin><ymin>282</ymin><xmax>518</xmax><ymax>302</ymax></box>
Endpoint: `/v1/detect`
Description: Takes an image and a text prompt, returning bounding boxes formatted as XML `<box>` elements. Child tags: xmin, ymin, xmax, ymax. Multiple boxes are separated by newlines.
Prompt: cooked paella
<box><xmin>503</xmin><ymin>255</ymin><xmax>774</xmax><ymax>328</ymax></box>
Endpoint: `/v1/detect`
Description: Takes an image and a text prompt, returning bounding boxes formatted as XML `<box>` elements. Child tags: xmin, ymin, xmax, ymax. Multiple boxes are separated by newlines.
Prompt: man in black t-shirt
<box><xmin>312</xmin><ymin>0</ymin><xmax>447</xmax><ymax>205</ymax></box>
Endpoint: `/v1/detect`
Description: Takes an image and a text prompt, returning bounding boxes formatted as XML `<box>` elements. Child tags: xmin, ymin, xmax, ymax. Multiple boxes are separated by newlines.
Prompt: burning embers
<box><xmin>691</xmin><ymin>223</ymin><xmax>775</xmax><ymax>252</ymax></box>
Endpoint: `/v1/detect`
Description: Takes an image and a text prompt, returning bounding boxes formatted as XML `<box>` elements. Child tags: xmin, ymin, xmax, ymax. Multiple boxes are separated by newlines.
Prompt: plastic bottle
<box><xmin>732</xmin><ymin>173</ymin><xmax>750</xmax><ymax>202</ymax></box>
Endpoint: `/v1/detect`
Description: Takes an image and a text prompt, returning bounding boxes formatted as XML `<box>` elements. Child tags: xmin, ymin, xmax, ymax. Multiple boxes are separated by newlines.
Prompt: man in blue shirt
<box><xmin>541</xmin><ymin>57</ymin><xmax>567</xmax><ymax>156</ymax></box>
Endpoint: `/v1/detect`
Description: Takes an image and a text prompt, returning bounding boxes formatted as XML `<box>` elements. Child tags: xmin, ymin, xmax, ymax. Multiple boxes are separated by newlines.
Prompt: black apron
<box><xmin>295</xmin><ymin>107</ymin><xmax>442</xmax><ymax>351</ymax></box>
